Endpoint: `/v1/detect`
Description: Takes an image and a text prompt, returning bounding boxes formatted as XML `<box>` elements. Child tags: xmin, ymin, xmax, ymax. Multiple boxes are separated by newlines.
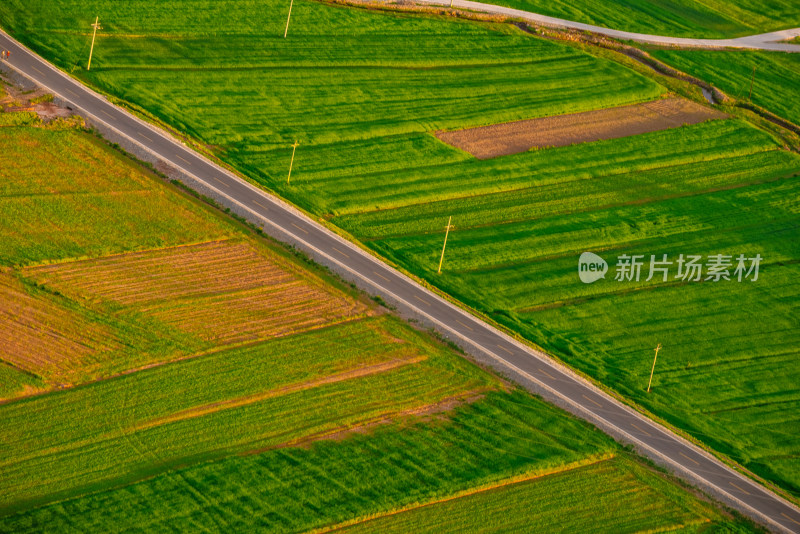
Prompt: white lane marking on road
<box><xmin>631</xmin><ymin>422</ymin><xmax>652</xmax><ymax>437</ymax></box>
<box><xmin>582</xmin><ymin>394</ymin><xmax>603</xmax><ymax>409</ymax></box>
<box><xmin>333</xmin><ymin>246</ymin><xmax>349</xmax><ymax>258</ymax></box>
<box><xmin>730</xmin><ymin>481</ymin><xmax>751</xmax><ymax>496</ymax></box>
<box><xmin>456</xmin><ymin>319</ymin><xmax>473</xmax><ymax>331</ymax></box>
<box><xmin>680</xmin><ymin>452</ymin><xmax>700</xmax><ymax>466</ymax></box>
<box><xmin>372</xmin><ymin>270</ymin><xmax>391</xmax><ymax>283</ymax></box>
<box><xmin>291</xmin><ymin>222</ymin><xmax>309</xmax><ymax>235</ymax></box>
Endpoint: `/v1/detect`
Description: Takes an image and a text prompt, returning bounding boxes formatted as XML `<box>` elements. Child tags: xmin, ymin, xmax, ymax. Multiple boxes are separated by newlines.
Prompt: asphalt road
<box><xmin>413</xmin><ymin>0</ymin><xmax>800</xmax><ymax>52</ymax></box>
<box><xmin>2</xmin><ymin>29</ymin><xmax>800</xmax><ymax>534</ymax></box>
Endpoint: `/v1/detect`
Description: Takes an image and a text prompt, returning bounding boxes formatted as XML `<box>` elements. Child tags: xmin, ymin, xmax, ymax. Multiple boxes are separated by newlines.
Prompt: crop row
<box><xmin>0</xmin><ymin>317</ymin><xmax>497</xmax><ymax>514</ymax></box>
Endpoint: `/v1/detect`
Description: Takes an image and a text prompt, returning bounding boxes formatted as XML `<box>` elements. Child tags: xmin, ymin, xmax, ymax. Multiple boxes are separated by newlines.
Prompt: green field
<box><xmin>339</xmin><ymin>119</ymin><xmax>800</xmax><ymax>495</ymax></box>
<box><xmin>0</xmin><ymin>100</ymin><xmax>759</xmax><ymax>533</ymax></box>
<box><xmin>1</xmin><ymin>0</ymin><xmax>798</xmax><ymax>522</ymax></box>
<box><xmin>340</xmin><ymin>457</ymin><xmax>746</xmax><ymax>533</ymax></box>
<box><xmin>650</xmin><ymin>48</ymin><xmax>800</xmax><ymax>125</ymax></box>
<box><xmin>0</xmin><ymin>127</ymin><xmax>233</xmax><ymax>266</ymax></box>
<box><xmin>479</xmin><ymin>0</ymin><xmax>800</xmax><ymax>38</ymax></box>
<box><xmin>0</xmin><ymin>316</ymin><xmax>499</xmax><ymax>514</ymax></box>
<box><xmin>2</xmin><ymin>0</ymin><xmax>797</xmax><ymax>499</ymax></box>
<box><xmin>0</xmin><ymin>391</ymin><xmax>755</xmax><ymax>533</ymax></box>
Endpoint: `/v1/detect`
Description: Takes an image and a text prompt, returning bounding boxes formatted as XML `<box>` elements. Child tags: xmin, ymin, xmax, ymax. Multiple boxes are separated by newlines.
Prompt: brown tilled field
<box><xmin>25</xmin><ymin>239</ymin><xmax>369</xmax><ymax>344</ymax></box>
<box><xmin>0</xmin><ymin>273</ymin><xmax>118</xmax><ymax>381</ymax></box>
<box><xmin>435</xmin><ymin>97</ymin><xmax>727</xmax><ymax>159</ymax></box>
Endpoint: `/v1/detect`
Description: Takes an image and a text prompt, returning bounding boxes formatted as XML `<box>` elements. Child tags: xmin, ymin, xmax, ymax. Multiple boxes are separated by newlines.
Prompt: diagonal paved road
<box><xmin>412</xmin><ymin>0</ymin><xmax>800</xmax><ymax>52</ymax></box>
<box><xmin>2</xmin><ymin>29</ymin><xmax>800</xmax><ymax>533</ymax></box>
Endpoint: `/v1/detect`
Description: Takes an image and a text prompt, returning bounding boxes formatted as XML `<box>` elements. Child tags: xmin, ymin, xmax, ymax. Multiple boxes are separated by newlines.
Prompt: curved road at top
<box><xmin>1</xmin><ymin>19</ymin><xmax>799</xmax><ymax>534</ymax></box>
<box><xmin>410</xmin><ymin>0</ymin><xmax>800</xmax><ymax>52</ymax></box>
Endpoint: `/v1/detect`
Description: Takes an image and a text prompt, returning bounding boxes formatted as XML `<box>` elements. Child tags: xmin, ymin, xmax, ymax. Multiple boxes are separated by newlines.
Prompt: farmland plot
<box><xmin>0</xmin><ymin>0</ymin><xmax>795</xmax><ymax>516</ymax></box>
<box><xmin>651</xmin><ymin>49</ymin><xmax>800</xmax><ymax>126</ymax></box>
<box><xmin>0</xmin><ymin>317</ymin><xmax>499</xmax><ymax>514</ymax></box>
<box><xmin>25</xmin><ymin>240</ymin><xmax>368</xmax><ymax>344</ymax></box>
<box><xmin>0</xmin><ymin>273</ymin><xmax>118</xmax><ymax>381</ymax></box>
<box><xmin>460</xmin><ymin>0</ymin><xmax>800</xmax><ymax>38</ymax></box>
<box><xmin>0</xmin><ymin>127</ymin><xmax>234</xmax><ymax>267</ymax></box>
<box><xmin>339</xmin><ymin>457</ymin><xmax>740</xmax><ymax>533</ymax></box>
<box><xmin>356</xmin><ymin>138</ymin><xmax>800</xmax><ymax>494</ymax></box>
<box><xmin>436</xmin><ymin>97</ymin><xmax>726</xmax><ymax>159</ymax></box>
<box><xmin>0</xmin><ymin>390</ymin><xmax>756</xmax><ymax>533</ymax></box>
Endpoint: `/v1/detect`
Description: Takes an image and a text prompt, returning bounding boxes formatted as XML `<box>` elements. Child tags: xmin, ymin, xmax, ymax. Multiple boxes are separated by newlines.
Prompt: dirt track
<box><xmin>435</xmin><ymin>97</ymin><xmax>727</xmax><ymax>159</ymax></box>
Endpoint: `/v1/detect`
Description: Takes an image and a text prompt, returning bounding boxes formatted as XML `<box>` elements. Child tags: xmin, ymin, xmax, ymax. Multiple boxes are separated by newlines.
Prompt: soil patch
<box><xmin>0</xmin><ymin>273</ymin><xmax>118</xmax><ymax>381</ymax></box>
<box><xmin>435</xmin><ymin>97</ymin><xmax>727</xmax><ymax>159</ymax></box>
<box><xmin>25</xmin><ymin>239</ymin><xmax>370</xmax><ymax>345</ymax></box>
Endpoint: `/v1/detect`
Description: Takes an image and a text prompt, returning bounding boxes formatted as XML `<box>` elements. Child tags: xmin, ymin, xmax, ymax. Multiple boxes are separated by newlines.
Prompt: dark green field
<box><xmin>2</xmin><ymin>0</ymin><xmax>797</xmax><ymax>500</ymax></box>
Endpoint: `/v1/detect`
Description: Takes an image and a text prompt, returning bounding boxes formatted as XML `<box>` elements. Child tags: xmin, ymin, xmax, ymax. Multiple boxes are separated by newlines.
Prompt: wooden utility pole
<box><xmin>647</xmin><ymin>343</ymin><xmax>662</xmax><ymax>393</ymax></box>
<box><xmin>284</xmin><ymin>0</ymin><xmax>295</xmax><ymax>38</ymax></box>
<box><xmin>437</xmin><ymin>216</ymin><xmax>453</xmax><ymax>274</ymax></box>
<box><xmin>87</xmin><ymin>17</ymin><xmax>102</xmax><ymax>71</ymax></box>
<box><xmin>748</xmin><ymin>65</ymin><xmax>756</xmax><ymax>101</ymax></box>
<box><xmin>287</xmin><ymin>140</ymin><xmax>299</xmax><ymax>185</ymax></box>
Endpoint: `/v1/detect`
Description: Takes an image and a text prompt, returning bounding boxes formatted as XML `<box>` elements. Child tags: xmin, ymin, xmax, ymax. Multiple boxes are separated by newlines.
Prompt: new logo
<box><xmin>579</xmin><ymin>252</ymin><xmax>608</xmax><ymax>284</ymax></box>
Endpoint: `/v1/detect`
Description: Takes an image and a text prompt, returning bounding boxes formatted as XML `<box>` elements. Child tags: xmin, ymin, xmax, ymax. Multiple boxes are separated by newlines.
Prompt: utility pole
<box><xmin>287</xmin><ymin>140</ymin><xmax>299</xmax><ymax>185</ymax></box>
<box><xmin>437</xmin><ymin>216</ymin><xmax>454</xmax><ymax>274</ymax></box>
<box><xmin>284</xmin><ymin>0</ymin><xmax>294</xmax><ymax>38</ymax></box>
<box><xmin>748</xmin><ymin>65</ymin><xmax>756</xmax><ymax>102</ymax></box>
<box><xmin>87</xmin><ymin>17</ymin><xmax>102</xmax><ymax>71</ymax></box>
<box><xmin>647</xmin><ymin>343</ymin><xmax>662</xmax><ymax>393</ymax></box>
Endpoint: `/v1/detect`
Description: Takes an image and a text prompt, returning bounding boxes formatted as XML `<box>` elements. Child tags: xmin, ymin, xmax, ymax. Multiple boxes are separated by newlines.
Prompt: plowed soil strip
<box><xmin>435</xmin><ymin>97</ymin><xmax>727</xmax><ymax>159</ymax></box>
<box><xmin>133</xmin><ymin>354</ymin><xmax>427</xmax><ymax>432</ymax></box>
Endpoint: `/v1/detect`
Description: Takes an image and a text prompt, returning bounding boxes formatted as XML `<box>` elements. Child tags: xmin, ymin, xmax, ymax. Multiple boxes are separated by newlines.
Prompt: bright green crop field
<box><xmin>1</xmin><ymin>113</ymin><xmax>739</xmax><ymax>532</ymax></box>
<box><xmin>473</xmin><ymin>0</ymin><xmax>800</xmax><ymax>39</ymax></box>
<box><xmin>1</xmin><ymin>0</ymin><xmax>798</xmax><ymax>519</ymax></box>
<box><xmin>0</xmin><ymin>316</ymin><xmax>499</xmax><ymax>515</ymax></box>
<box><xmin>340</xmin><ymin>457</ymin><xmax>745</xmax><ymax>533</ymax></box>
<box><xmin>651</xmin><ymin>48</ymin><xmax>800</xmax><ymax>125</ymax></box>
<box><xmin>1</xmin><ymin>391</ymin><xmax>755</xmax><ymax>533</ymax></box>
<box><xmin>339</xmin><ymin>119</ymin><xmax>800</xmax><ymax>495</ymax></box>
<box><xmin>3</xmin><ymin>0</ymin><xmax>798</xmax><ymax>499</ymax></box>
